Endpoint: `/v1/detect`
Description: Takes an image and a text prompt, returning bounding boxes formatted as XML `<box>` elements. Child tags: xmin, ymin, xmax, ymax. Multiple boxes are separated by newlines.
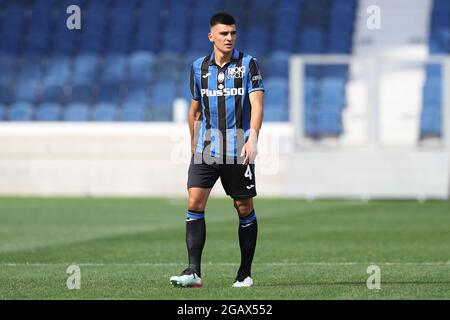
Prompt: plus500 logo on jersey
<box><xmin>201</xmin><ymin>87</ymin><xmax>244</xmax><ymax>97</ymax></box>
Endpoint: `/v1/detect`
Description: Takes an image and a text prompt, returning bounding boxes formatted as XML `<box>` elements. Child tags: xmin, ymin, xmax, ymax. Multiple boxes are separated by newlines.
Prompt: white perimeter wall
<box><xmin>0</xmin><ymin>123</ymin><xmax>448</xmax><ymax>199</ymax></box>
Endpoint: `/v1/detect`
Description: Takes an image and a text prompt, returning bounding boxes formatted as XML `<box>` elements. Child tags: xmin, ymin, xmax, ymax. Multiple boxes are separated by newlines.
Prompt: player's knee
<box><xmin>233</xmin><ymin>199</ymin><xmax>253</xmax><ymax>217</ymax></box>
<box><xmin>188</xmin><ymin>197</ymin><xmax>206</xmax><ymax>212</ymax></box>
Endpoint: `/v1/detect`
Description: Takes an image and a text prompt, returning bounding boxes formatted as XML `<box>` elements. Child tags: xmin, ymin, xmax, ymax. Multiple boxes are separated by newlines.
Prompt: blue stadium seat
<box><xmin>71</xmin><ymin>84</ymin><xmax>93</xmax><ymax>104</ymax></box>
<box><xmin>119</xmin><ymin>103</ymin><xmax>147</xmax><ymax>122</ymax></box>
<box><xmin>14</xmin><ymin>79</ymin><xmax>38</xmax><ymax>103</ymax></box>
<box><xmin>106</xmin><ymin>32</ymin><xmax>132</xmax><ymax>53</ymax></box>
<box><xmin>422</xmin><ymin>83</ymin><xmax>441</xmax><ymax>110</ymax></box>
<box><xmin>305</xmin><ymin>65</ymin><xmax>322</xmax><ymax>79</ymax></box>
<box><xmin>43</xmin><ymin>56</ymin><xmax>71</xmax><ymax>87</ymax></box>
<box><xmin>0</xmin><ymin>83</ymin><xmax>13</xmax><ymax>105</ymax></box>
<box><xmin>245</xmin><ymin>28</ymin><xmax>271</xmax><ymax>55</ymax></box>
<box><xmin>273</xmin><ymin>21</ymin><xmax>297</xmax><ymax>52</ymax></box>
<box><xmin>275</xmin><ymin>30</ymin><xmax>298</xmax><ymax>51</ymax></box>
<box><xmin>100</xmin><ymin>55</ymin><xmax>127</xmax><ymax>84</ymax></box>
<box><xmin>304</xmin><ymin>78</ymin><xmax>317</xmax><ymax>111</ymax></box>
<box><xmin>162</xmin><ymin>7</ymin><xmax>189</xmax><ymax>53</ymax></box>
<box><xmin>88</xmin><ymin>0</ymin><xmax>109</xmax><ymax>11</ymax></box>
<box><xmin>425</xmin><ymin>64</ymin><xmax>442</xmax><ymax>79</ymax></box>
<box><xmin>265</xmin><ymin>92</ymin><xmax>288</xmax><ymax>110</ymax></box>
<box><xmin>177</xmin><ymin>83</ymin><xmax>192</xmax><ymax>101</ymax></box>
<box><xmin>422</xmin><ymin>0</ymin><xmax>448</xmax><ymax>133</ymax></box>
<box><xmin>1</xmin><ymin>4</ymin><xmax>25</xmax><ymax>30</ymax></box>
<box><xmin>327</xmin><ymin>32</ymin><xmax>353</xmax><ymax>53</ymax></box>
<box><xmin>72</xmin><ymin>54</ymin><xmax>99</xmax><ymax>85</ymax></box>
<box><xmin>190</xmin><ymin>35</ymin><xmax>214</xmax><ymax>53</ymax></box>
<box><xmin>304</xmin><ymin>112</ymin><xmax>317</xmax><ymax>136</ymax></box>
<box><xmin>80</xmin><ymin>33</ymin><xmax>104</xmax><ymax>54</ymax></box>
<box><xmin>32</xmin><ymin>0</ymin><xmax>57</xmax><ymax>10</ymax></box>
<box><xmin>149</xmin><ymin>83</ymin><xmax>176</xmax><ymax>108</ymax></box>
<box><xmin>18</xmin><ymin>54</ymin><xmax>43</xmax><ymax>79</ymax></box>
<box><xmin>26</xmin><ymin>22</ymin><xmax>51</xmax><ymax>55</ymax></box>
<box><xmin>319</xmin><ymin>77</ymin><xmax>346</xmax><ymax>90</ymax></box>
<box><xmin>154</xmin><ymin>54</ymin><xmax>182</xmax><ymax>81</ymax></box>
<box><xmin>125</xmin><ymin>85</ymin><xmax>149</xmax><ymax>105</ymax></box>
<box><xmin>135</xmin><ymin>31</ymin><xmax>160</xmax><ymax>53</ymax></box>
<box><xmin>107</xmin><ymin>1</ymin><xmax>136</xmax><ymax>49</ymax></box>
<box><xmin>322</xmin><ymin>65</ymin><xmax>349</xmax><ymax>79</ymax></box>
<box><xmin>0</xmin><ymin>33</ymin><xmax>23</xmax><ymax>54</ymax></box>
<box><xmin>92</xmin><ymin>102</ymin><xmax>117</xmax><ymax>121</ymax></box>
<box><xmin>317</xmin><ymin>78</ymin><xmax>346</xmax><ymax>110</ymax></box>
<box><xmin>0</xmin><ymin>4</ymin><xmax>25</xmax><ymax>54</ymax></box>
<box><xmin>420</xmin><ymin>111</ymin><xmax>441</xmax><ymax>137</ymax></box>
<box><xmin>64</xmin><ymin>102</ymin><xmax>90</xmax><ymax>121</ymax></box>
<box><xmin>317</xmin><ymin>94</ymin><xmax>345</xmax><ymax>111</ymax></box>
<box><xmin>265</xmin><ymin>51</ymin><xmax>289</xmax><ymax>78</ymax></box>
<box><xmin>0</xmin><ymin>103</ymin><xmax>6</xmax><ymax>120</ymax></box>
<box><xmin>299</xmin><ymin>28</ymin><xmax>324</xmax><ymax>53</ymax></box>
<box><xmin>0</xmin><ymin>53</ymin><xmax>17</xmax><ymax>104</ymax></box>
<box><xmin>263</xmin><ymin>108</ymin><xmax>289</xmax><ymax>122</ymax></box>
<box><xmin>52</xmin><ymin>31</ymin><xmax>79</xmax><ymax>55</ymax></box>
<box><xmin>111</xmin><ymin>1</ymin><xmax>135</xmax><ymax>25</ymax></box>
<box><xmin>0</xmin><ymin>54</ymin><xmax>17</xmax><ymax>87</ymax></box>
<box><xmin>127</xmin><ymin>51</ymin><xmax>156</xmax><ymax>83</ymax></box>
<box><xmin>429</xmin><ymin>0</ymin><xmax>450</xmax><ymax>54</ymax></box>
<box><xmin>317</xmin><ymin>111</ymin><xmax>342</xmax><ymax>135</ymax></box>
<box><xmin>8</xmin><ymin>102</ymin><xmax>34</xmax><ymax>121</ymax></box>
<box><xmin>36</xmin><ymin>103</ymin><xmax>61</xmax><ymax>121</ymax></box>
<box><xmin>83</xmin><ymin>10</ymin><xmax>107</xmax><ymax>34</ymax></box>
<box><xmin>264</xmin><ymin>77</ymin><xmax>288</xmax><ymax>97</ymax></box>
<box><xmin>41</xmin><ymin>85</ymin><xmax>66</xmax><ymax>104</ymax></box>
<box><xmin>96</xmin><ymin>84</ymin><xmax>122</xmax><ymax>104</ymax></box>
<box><xmin>264</xmin><ymin>77</ymin><xmax>289</xmax><ymax>118</ymax></box>
<box><xmin>26</xmin><ymin>3</ymin><xmax>52</xmax><ymax>51</ymax></box>
<box><xmin>136</xmin><ymin>2</ymin><xmax>163</xmax><ymax>53</ymax></box>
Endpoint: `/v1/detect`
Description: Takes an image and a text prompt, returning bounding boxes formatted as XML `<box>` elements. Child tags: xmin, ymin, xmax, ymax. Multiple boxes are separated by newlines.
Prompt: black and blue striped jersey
<box><xmin>190</xmin><ymin>49</ymin><xmax>265</xmax><ymax>159</ymax></box>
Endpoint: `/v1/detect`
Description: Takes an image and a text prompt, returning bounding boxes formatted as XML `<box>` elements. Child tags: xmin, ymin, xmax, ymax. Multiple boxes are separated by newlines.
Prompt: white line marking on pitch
<box><xmin>1</xmin><ymin>262</ymin><xmax>449</xmax><ymax>267</ymax></box>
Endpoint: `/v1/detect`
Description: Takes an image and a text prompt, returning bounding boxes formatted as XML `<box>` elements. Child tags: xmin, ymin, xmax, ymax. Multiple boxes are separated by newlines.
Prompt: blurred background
<box><xmin>0</xmin><ymin>0</ymin><xmax>449</xmax><ymax>199</ymax></box>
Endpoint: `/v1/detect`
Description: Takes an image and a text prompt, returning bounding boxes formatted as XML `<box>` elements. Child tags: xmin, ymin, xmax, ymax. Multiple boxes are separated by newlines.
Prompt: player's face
<box><xmin>209</xmin><ymin>24</ymin><xmax>237</xmax><ymax>54</ymax></box>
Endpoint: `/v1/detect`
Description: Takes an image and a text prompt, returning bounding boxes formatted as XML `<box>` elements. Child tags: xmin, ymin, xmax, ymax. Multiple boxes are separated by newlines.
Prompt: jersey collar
<box><xmin>209</xmin><ymin>48</ymin><xmax>240</xmax><ymax>66</ymax></box>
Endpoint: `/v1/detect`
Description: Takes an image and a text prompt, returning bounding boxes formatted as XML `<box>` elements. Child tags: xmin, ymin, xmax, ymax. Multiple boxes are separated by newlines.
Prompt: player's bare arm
<box><xmin>188</xmin><ymin>99</ymin><xmax>202</xmax><ymax>155</ymax></box>
<box><xmin>241</xmin><ymin>90</ymin><xmax>264</xmax><ymax>165</ymax></box>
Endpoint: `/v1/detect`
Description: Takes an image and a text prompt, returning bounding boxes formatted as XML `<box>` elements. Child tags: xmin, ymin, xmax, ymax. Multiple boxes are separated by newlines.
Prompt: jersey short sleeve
<box><xmin>247</xmin><ymin>58</ymin><xmax>265</xmax><ymax>94</ymax></box>
<box><xmin>190</xmin><ymin>64</ymin><xmax>201</xmax><ymax>101</ymax></box>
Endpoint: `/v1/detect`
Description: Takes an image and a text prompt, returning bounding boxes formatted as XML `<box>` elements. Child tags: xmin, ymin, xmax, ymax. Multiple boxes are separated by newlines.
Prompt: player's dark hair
<box><xmin>210</xmin><ymin>12</ymin><xmax>236</xmax><ymax>27</ymax></box>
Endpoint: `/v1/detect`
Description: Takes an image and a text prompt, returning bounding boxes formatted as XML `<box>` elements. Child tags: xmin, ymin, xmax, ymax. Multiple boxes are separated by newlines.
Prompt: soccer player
<box><xmin>169</xmin><ymin>12</ymin><xmax>264</xmax><ymax>288</ymax></box>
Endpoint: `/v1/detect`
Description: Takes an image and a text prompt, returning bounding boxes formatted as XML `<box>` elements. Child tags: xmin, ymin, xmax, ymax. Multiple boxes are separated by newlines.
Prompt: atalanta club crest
<box><xmin>218</xmin><ymin>72</ymin><xmax>225</xmax><ymax>83</ymax></box>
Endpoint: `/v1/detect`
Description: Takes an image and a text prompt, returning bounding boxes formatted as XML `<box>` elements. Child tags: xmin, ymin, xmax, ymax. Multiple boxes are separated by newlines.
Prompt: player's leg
<box><xmin>185</xmin><ymin>187</ymin><xmax>211</xmax><ymax>277</ymax></box>
<box><xmin>219</xmin><ymin>163</ymin><xmax>257</xmax><ymax>287</ymax></box>
<box><xmin>170</xmin><ymin>157</ymin><xmax>219</xmax><ymax>288</ymax></box>
<box><xmin>170</xmin><ymin>187</ymin><xmax>211</xmax><ymax>288</ymax></box>
<box><xmin>233</xmin><ymin>197</ymin><xmax>257</xmax><ymax>287</ymax></box>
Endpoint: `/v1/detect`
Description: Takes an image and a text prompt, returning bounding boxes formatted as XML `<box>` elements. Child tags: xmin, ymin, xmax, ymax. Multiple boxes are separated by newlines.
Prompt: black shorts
<box><xmin>187</xmin><ymin>154</ymin><xmax>256</xmax><ymax>199</ymax></box>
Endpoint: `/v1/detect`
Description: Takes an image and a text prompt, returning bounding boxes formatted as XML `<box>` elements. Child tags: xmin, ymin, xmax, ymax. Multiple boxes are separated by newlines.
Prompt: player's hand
<box><xmin>240</xmin><ymin>136</ymin><xmax>258</xmax><ymax>165</ymax></box>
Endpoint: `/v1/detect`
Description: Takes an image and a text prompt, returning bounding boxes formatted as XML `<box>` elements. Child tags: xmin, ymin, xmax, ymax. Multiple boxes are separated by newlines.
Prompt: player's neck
<box><xmin>214</xmin><ymin>49</ymin><xmax>232</xmax><ymax>68</ymax></box>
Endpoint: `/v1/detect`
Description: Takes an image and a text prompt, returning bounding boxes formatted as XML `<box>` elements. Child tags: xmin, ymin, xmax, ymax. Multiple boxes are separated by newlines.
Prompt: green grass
<box><xmin>0</xmin><ymin>197</ymin><xmax>449</xmax><ymax>299</ymax></box>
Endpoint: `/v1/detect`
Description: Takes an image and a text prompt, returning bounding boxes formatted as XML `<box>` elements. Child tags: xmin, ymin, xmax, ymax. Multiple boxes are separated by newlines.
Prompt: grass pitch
<box><xmin>0</xmin><ymin>197</ymin><xmax>449</xmax><ymax>299</ymax></box>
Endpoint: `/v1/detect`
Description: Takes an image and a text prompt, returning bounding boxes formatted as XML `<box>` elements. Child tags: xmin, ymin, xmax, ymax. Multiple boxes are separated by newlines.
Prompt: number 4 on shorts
<box><xmin>244</xmin><ymin>165</ymin><xmax>253</xmax><ymax>180</ymax></box>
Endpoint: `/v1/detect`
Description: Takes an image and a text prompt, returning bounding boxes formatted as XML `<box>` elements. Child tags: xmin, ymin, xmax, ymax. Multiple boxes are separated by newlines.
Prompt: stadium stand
<box><xmin>420</xmin><ymin>0</ymin><xmax>450</xmax><ymax>138</ymax></box>
<box><xmin>0</xmin><ymin>0</ymin><xmax>357</xmax><ymax>136</ymax></box>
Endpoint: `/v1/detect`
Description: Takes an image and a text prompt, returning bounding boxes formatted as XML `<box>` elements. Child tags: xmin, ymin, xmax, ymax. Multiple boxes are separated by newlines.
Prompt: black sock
<box><xmin>186</xmin><ymin>210</ymin><xmax>206</xmax><ymax>277</ymax></box>
<box><xmin>237</xmin><ymin>210</ymin><xmax>258</xmax><ymax>280</ymax></box>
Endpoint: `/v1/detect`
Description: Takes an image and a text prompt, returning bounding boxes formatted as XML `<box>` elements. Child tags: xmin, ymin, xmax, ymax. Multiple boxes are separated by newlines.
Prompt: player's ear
<box><xmin>208</xmin><ymin>32</ymin><xmax>213</xmax><ymax>43</ymax></box>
